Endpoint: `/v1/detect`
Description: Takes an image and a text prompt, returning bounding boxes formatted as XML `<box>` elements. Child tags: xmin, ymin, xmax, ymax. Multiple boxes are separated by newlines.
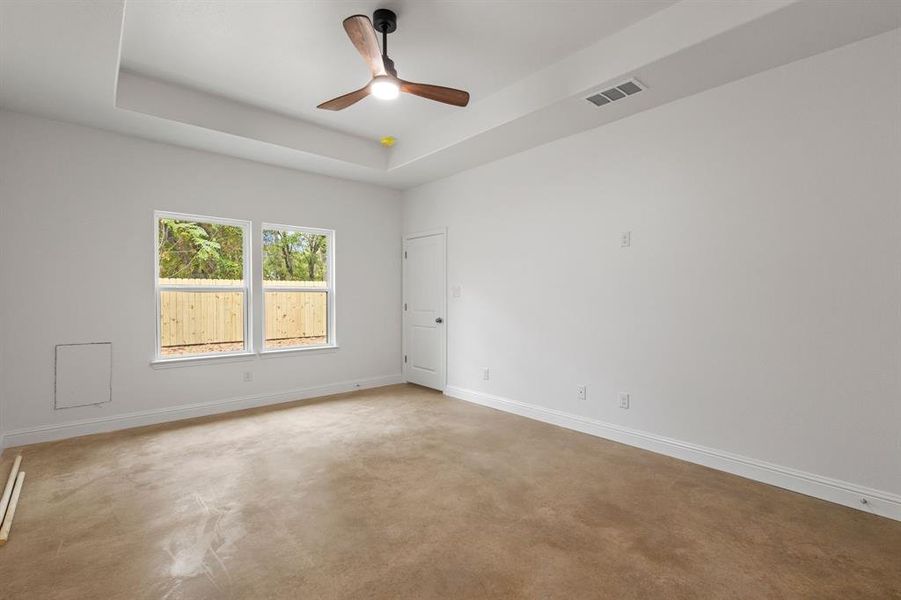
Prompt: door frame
<box><xmin>402</xmin><ymin>228</ymin><xmax>447</xmax><ymax>391</ymax></box>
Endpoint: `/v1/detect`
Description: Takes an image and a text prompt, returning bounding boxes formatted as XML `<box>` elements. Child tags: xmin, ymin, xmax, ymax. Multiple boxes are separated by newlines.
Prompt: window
<box><xmin>262</xmin><ymin>225</ymin><xmax>334</xmax><ymax>350</ymax></box>
<box><xmin>155</xmin><ymin>212</ymin><xmax>251</xmax><ymax>359</ymax></box>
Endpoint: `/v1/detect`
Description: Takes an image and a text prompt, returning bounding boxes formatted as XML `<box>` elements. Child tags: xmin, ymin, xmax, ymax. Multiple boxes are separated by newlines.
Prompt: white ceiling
<box><xmin>1</xmin><ymin>1</ymin><xmax>899</xmax><ymax>189</ymax></box>
<box><xmin>120</xmin><ymin>1</ymin><xmax>675</xmax><ymax>142</ymax></box>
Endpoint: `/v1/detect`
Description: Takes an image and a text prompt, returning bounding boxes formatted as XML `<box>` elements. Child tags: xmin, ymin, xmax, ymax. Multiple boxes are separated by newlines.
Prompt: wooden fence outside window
<box><xmin>159</xmin><ymin>279</ymin><xmax>327</xmax><ymax>347</ymax></box>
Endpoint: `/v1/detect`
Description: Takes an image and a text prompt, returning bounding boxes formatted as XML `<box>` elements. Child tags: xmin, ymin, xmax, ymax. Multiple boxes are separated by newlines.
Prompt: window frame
<box><xmin>153</xmin><ymin>210</ymin><xmax>253</xmax><ymax>363</ymax></box>
<box><xmin>260</xmin><ymin>223</ymin><xmax>336</xmax><ymax>354</ymax></box>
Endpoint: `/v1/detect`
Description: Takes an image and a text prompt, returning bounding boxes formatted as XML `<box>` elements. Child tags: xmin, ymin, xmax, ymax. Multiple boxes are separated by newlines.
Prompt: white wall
<box><xmin>404</xmin><ymin>30</ymin><xmax>901</xmax><ymax>499</ymax></box>
<box><xmin>0</xmin><ymin>110</ymin><xmax>402</xmax><ymax>443</ymax></box>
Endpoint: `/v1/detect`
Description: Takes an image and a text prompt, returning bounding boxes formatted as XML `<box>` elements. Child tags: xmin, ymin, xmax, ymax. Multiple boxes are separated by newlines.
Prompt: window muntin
<box><xmin>155</xmin><ymin>212</ymin><xmax>251</xmax><ymax>359</ymax></box>
<box><xmin>262</xmin><ymin>225</ymin><xmax>334</xmax><ymax>350</ymax></box>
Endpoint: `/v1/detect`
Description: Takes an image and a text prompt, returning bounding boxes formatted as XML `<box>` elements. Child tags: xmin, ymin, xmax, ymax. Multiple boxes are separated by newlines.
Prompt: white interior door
<box><xmin>403</xmin><ymin>231</ymin><xmax>446</xmax><ymax>390</ymax></box>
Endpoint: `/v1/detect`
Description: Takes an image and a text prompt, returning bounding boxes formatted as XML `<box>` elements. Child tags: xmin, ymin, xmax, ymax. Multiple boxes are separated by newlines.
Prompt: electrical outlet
<box><xmin>243</xmin><ymin>371</ymin><xmax>253</xmax><ymax>382</ymax></box>
<box><xmin>619</xmin><ymin>392</ymin><xmax>630</xmax><ymax>409</ymax></box>
<box><xmin>482</xmin><ymin>367</ymin><xmax>490</xmax><ymax>381</ymax></box>
<box><xmin>452</xmin><ymin>285</ymin><xmax>462</xmax><ymax>298</ymax></box>
<box><xmin>621</xmin><ymin>231</ymin><xmax>631</xmax><ymax>247</ymax></box>
<box><xmin>577</xmin><ymin>385</ymin><xmax>587</xmax><ymax>400</ymax></box>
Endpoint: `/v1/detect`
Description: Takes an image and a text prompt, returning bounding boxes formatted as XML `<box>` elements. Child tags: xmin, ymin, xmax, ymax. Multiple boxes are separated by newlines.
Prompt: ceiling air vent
<box><xmin>586</xmin><ymin>78</ymin><xmax>645</xmax><ymax>107</ymax></box>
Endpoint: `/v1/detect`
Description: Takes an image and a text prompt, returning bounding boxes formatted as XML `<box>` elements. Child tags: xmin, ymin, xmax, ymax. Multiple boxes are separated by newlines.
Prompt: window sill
<box><xmin>150</xmin><ymin>352</ymin><xmax>256</xmax><ymax>369</ymax></box>
<box><xmin>259</xmin><ymin>345</ymin><xmax>339</xmax><ymax>358</ymax></box>
<box><xmin>150</xmin><ymin>345</ymin><xmax>338</xmax><ymax>368</ymax></box>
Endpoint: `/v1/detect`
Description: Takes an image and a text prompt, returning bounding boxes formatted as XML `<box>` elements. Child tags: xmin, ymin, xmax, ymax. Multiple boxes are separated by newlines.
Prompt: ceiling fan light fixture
<box><xmin>370</xmin><ymin>77</ymin><xmax>399</xmax><ymax>100</ymax></box>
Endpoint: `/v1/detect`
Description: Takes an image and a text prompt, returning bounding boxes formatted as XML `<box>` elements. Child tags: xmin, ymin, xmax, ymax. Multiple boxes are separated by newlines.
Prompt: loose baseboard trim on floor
<box><xmin>445</xmin><ymin>385</ymin><xmax>901</xmax><ymax>522</ymax></box>
<box><xmin>0</xmin><ymin>374</ymin><xmax>404</xmax><ymax>449</ymax></box>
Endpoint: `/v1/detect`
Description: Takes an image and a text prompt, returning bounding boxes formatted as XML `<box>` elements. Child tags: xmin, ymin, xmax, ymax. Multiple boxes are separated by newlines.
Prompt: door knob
<box><xmin>435</xmin><ymin>317</ymin><xmax>444</xmax><ymax>324</ymax></box>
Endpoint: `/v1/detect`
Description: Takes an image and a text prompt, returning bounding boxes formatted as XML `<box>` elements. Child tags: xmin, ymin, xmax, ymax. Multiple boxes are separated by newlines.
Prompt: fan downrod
<box><xmin>373</xmin><ymin>8</ymin><xmax>397</xmax><ymax>75</ymax></box>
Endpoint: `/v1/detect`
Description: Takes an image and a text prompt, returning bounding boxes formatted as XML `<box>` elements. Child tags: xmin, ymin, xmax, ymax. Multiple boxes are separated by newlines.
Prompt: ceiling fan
<box><xmin>317</xmin><ymin>9</ymin><xmax>470</xmax><ymax>111</ymax></box>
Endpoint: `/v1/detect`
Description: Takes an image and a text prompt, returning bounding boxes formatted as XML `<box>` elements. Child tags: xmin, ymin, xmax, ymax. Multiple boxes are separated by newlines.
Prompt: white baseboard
<box><xmin>445</xmin><ymin>385</ymin><xmax>901</xmax><ymax>522</ymax></box>
<box><xmin>0</xmin><ymin>374</ymin><xmax>403</xmax><ymax>449</ymax></box>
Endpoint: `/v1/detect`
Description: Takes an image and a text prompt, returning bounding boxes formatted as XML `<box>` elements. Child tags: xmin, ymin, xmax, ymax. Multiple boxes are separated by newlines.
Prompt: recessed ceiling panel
<box><xmin>4</xmin><ymin>0</ymin><xmax>897</xmax><ymax>189</ymax></box>
<box><xmin>120</xmin><ymin>0</ymin><xmax>676</xmax><ymax>141</ymax></box>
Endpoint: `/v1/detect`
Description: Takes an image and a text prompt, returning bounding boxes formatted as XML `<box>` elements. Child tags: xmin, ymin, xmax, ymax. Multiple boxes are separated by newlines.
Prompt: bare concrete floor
<box><xmin>0</xmin><ymin>384</ymin><xmax>899</xmax><ymax>599</ymax></box>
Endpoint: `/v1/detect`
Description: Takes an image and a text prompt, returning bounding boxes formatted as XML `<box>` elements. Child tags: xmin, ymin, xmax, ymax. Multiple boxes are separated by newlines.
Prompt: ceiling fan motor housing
<box><xmin>382</xmin><ymin>56</ymin><xmax>397</xmax><ymax>77</ymax></box>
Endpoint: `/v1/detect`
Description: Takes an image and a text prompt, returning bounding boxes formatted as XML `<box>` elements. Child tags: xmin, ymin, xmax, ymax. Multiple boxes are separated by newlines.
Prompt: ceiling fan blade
<box><xmin>343</xmin><ymin>15</ymin><xmax>387</xmax><ymax>77</ymax></box>
<box><xmin>399</xmin><ymin>80</ymin><xmax>470</xmax><ymax>107</ymax></box>
<box><xmin>317</xmin><ymin>86</ymin><xmax>371</xmax><ymax>111</ymax></box>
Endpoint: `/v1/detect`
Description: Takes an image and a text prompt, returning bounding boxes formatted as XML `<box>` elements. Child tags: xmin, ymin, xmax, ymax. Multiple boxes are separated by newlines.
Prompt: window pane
<box><xmin>160</xmin><ymin>290</ymin><xmax>245</xmax><ymax>356</ymax></box>
<box><xmin>264</xmin><ymin>291</ymin><xmax>328</xmax><ymax>348</ymax></box>
<box><xmin>158</xmin><ymin>219</ymin><xmax>245</xmax><ymax>282</ymax></box>
<box><xmin>262</xmin><ymin>229</ymin><xmax>328</xmax><ymax>285</ymax></box>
